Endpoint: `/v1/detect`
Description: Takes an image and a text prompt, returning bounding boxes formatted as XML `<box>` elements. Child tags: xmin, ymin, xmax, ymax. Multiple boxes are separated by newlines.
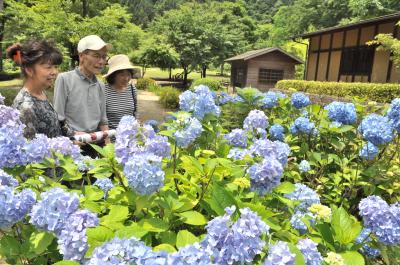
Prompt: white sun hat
<box><xmin>77</xmin><ymin>35</ymin><xmax>112</xmax><ymax>53</ymax></box>
<box><xmin>103</xmin><ymin>54</ymin><xmax>135</xmax><ymax>78</ymax></box>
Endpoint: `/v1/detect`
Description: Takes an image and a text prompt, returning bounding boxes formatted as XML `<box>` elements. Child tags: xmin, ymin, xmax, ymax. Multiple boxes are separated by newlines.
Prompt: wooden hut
<box><xmin>225</xmin><ymin>47</ymin><xmax>303</xmax><ymax>90</ymax></box>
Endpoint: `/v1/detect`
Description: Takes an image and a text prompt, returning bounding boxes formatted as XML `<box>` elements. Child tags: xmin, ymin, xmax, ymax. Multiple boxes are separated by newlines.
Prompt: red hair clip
<box><xmin>13</xmin><ymin>50</ymin><xmax>22</xmax><ymax>65</ymax></box>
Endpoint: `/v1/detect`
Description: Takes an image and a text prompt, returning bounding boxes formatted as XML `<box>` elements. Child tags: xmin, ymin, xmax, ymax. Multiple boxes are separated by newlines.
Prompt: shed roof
<box><xmin>225</xmin><ymin>47</ymin><xmax>303</xmax><ymax>64</ymax></box>
<box><xmin>298</xmin><ymin>12</ymin><xmax>400</xmax><ymax>38</ymax></box>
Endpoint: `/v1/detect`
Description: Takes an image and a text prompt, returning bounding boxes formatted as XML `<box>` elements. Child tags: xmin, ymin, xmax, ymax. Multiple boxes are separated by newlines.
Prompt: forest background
<box><xmin>0</xmin><ymin>0</ymin><xmax>399</xmax><ymax>82</ymax></box>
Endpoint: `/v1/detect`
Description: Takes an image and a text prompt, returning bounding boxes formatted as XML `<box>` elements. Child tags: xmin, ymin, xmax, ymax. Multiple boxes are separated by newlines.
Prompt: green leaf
<box><xmin>331</xmin><ymin>207</ymin><xmax>362</xmax><ymax>245</ymax></box>
<box><xmin>209</xmin><ymin>182</ymin><xmax>237</xmax><ymax>215</ymax></box>
<box><xmin>86</xmin><ymin>226</ymin><xmax>114</xmax><ymax>249</ymax></box>
<box><xmin>0</xmin><ymin>235</ymin><xmax>21</xmax><ymax>257</ymax></box>
<box><xmin>274</xmin><ymin>182</ymin><xmax>295</xmax><ymax>194</ymax></box>
<box><xmin>176</xmin><ymin>230</ymin><xmax>199</xmax><ymax>248</ymax></box>
<box><xmin>180</xmin><ymin>155</ymin><xmax>204</xmax><ymax>176</ymax></box>
<box><xmin>53</xmin><ymin>261</ymin><xmax>80</xmax><ymax>265</ymax></box>
<box><xmin>84</xmin><ymin>185</ymin><xmax>104</xmax><ymax>201</ymax></box>
<box><xmin>139</xmin><ymin>218</ymin><xmax>169</xmax><ymax>232</ymax></box>
<box><xmin>340</xmin><ymin>251</ymin><xmax>365</xmax><ymax>265</ymax></box>
<box><xmin>179</xmin><ymin>211</ymin><xmax>208</xmax><ymax>225</ymax></box>
<box><xmin>29</xmin><ymin>231</ymin><xmax>55</xmax><ymax>255</ymax></box>
<box><xmin>153</xmin><ymin>244</ymin><xmax>176</xmax><ymax>253</ymax></box>
<box><xmin>287</xmin><ymin>243</ymin><xmax>306</xmax><ymax>265</ymax></box>
<box><xmin>159</xmin><ymin>231</ymin><xmax>177</xmax><ymax>245</ymax></box>
<box><xmin>107</xmin><ymin>205</ymin><xmax>129</xmax><ymax>222</ymax></box>
<box><xmin>115</xmin><ymin>223</ymin><xmax>148</xmax><ymax>239</ymax></box>
<box><xmin>315</xmin><ymin>223</ymin><xmax>335</xmax><ymax>251</ymax></box>
<box><xmin>90</xmin><ymin>144</ymin><xmax>108</xmax><ymax>158</ymax></box>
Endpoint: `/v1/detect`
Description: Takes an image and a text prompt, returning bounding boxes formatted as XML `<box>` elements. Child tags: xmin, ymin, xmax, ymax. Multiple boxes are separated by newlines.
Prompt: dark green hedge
<box><xmin>276</xmin><ymin>80</ymin><xmax>400</xmax><ymax>103</ymax></box>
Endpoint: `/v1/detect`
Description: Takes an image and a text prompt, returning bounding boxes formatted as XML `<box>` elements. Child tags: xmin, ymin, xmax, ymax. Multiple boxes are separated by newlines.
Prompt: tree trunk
<box><xmin>202</xmin><ymin>65</ymin><xmax>207</xmax><ymax>78</ymax></box>
<box><xmin>169</xmin><ymin>67</ymin><xmax>172</xmax><ymax>80</ymax></box>
<box><xmin>82</xmin><ymin>0</ymin><xmax>89</xmax><ymax>17</ymax></box>
<box><xmin>183</xmin><ymin>66</ymin><xmax>188</xmax><ymax>88</ymax></box>
<box><xmin>220</xmin><ymin>63</ymin><xmax>224</xmax><ymax>76</ymax></box>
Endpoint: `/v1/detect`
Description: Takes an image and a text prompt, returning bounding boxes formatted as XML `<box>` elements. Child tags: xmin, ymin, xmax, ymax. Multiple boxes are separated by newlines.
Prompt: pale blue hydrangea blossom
<box><xmin>0</xmin><ymin>169</ymin><xmax>18</xmax><ymax>187</ymax></box>
<box><xmin>57</xmin><ymin>209</ymin><xmax>99</xmax><ymax>261</ymax></box>
<box><xmin>0</xmin><ymin>186</ymin><xmax>36</xmax><ymax>229</ymax></box>
<box><xmin>167</xmin><ymin>243</ymin><xmax>211</xmax><ymax>265</ymax></box>
<box><xmin>263</xmin><ymin>241</ymin><xmax>296</xmax><ymax>265</ymax></box>
<box><xmin>291</xmin><ymin>92</ymin><xmax>311</xmax><ymax>109</ymax></box>
<box><xmin>224</xmin><ymin>128</ymin><xmax>248</xmax><ymax>148</ymax></box>
<box><xmin>94</xmin><ymin>178</ymin><xmax>114</xmax><ymax>195</ymax></box>
<box><xmin>179</xmin><ymin>85</ymin><xmax>220</xmax><ymax>120</ymax></box>
<box><xmin>171</xmin><ymin>114</ymin><xmax>203</xmax><ymax>148</ymax></box>
<box><xmin>227</xmin><ymin>148</ymin><xmax>252</xmax><ymax>160</ymax></box>
<box><xmin>355</xmin><ymin>228</ymin><xmax>381</xmax><ymax>258</ymax></box>
<box><xmin>324</xmin><ymin>102</ymin><xmax>357</xmax><ymax>125</ymax></box>
<box><xmin>387</xmin><ymin>98</ymin><xmax>400</xmax><ymax>133</ymax></box>
<box><xmin>30</xmin><ymin>188</ymin><xmax>79</xmax><ymax>234</ymax></box>
<box><xmin>247</xmin><ymin>157</ymin><xmax>284</xmax><ymax>195</ymax></box>
<box><xmin>299</xmin><ymin>160</ymin><xmax>311</xmax><ymax>173</ymax></box>
<box><xmin>358</xmin><ymin>114</ymin><xmax>394</xmax><ymax>146</ymax></box>
<box><xmin>285</xmin><ymin>183</ymin><xmax>321</xmax><ymax>212</ymax></box>
<box><xmin>359</xmin><ymin>142</ymin><xmax>379</xmax><ymax>160</ymax></box>
<box><xmin>243</xmin><ymin>110</ymin><xmax>269</xmax><ymax>131</ymax></box>
<box><xmin>297</xmin><ymin>238</ymin><xmax>323</xmax><ymax>265</ymax></box>
<box><xmin>24</xmin><ymin>134</ymin><xmax>51</xmax><ymax>163</ymax></box>
<box><xmin>123</xmin><ymin>154</ymin><xmax>165</xmax><ymax>195</ymax></box>
<box><xmin>290</xmin><ymin>117</ymin><xmax>316</xmax><ymax>135</ymax></box>
<box><xmin>269</xmin><ymin>124</ymin><xmax>285</xmax><ymax>141</ymax></box>
<box><xmin>290</xmin><ymin>211</ymin><xmax>315</xmax><ymax>234</ymax></box>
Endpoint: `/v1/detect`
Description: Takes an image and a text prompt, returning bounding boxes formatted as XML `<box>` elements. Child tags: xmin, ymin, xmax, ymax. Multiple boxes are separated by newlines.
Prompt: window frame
<box><xmin>258</xmin><ymin>68</ymin><xmax>284</xmax><ymax>85</ymax></box>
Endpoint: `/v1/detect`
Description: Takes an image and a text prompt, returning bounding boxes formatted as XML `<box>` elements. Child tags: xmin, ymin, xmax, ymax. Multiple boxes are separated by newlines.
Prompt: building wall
<box><xmin>306</xmin><ymin>19</ymin><xmax>399</xmax><ymax>83</ymax></box>
<box><xmin>245</xmin><ymin>51</ymin><xmax>297</xmax><ymax>91</ymax></box>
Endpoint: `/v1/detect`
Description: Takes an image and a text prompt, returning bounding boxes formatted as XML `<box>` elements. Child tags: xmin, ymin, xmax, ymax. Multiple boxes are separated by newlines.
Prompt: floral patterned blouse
<box><xmin>12</xmin><ymin>88</ymin><xmax>63</xmax><ymax>139</ymax></box>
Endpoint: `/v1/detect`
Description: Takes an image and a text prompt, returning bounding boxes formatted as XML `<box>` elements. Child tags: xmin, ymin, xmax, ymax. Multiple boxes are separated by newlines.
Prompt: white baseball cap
<box><xmin>77</xmin><ymin>35</ymin><xmax>112</xmax><ymax>53</ymax></box>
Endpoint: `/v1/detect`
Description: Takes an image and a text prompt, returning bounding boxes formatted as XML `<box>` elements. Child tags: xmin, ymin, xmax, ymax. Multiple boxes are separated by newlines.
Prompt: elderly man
<box><xmin>54</xmin><ymin>35</ymin><xmax>111</xmax><ymax>156</ymax></box>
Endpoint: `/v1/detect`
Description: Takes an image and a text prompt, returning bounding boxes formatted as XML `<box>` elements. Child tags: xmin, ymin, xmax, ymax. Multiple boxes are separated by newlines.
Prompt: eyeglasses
<box><xmin>85</xmin><ymin>51</ymin><xmax>109</xmax><ymax>62</ymax></box>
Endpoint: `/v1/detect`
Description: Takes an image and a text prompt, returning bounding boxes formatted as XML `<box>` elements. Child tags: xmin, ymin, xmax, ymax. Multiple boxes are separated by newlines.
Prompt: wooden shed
<box><xmin>225</xmin><ymin>47</ymin><xmax>303</xmax><ymax>90</ymax></box>
<box><xmin>299</xmin><ymin>12</ymin><xmax>400</xmax><ymax>83</ymax></box>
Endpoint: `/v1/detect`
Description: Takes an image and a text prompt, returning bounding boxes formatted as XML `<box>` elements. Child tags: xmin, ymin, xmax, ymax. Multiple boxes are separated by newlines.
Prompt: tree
<box><xmin>137</xmin><ymin>44</ymin><xmax>179</xmax><ymax>79</ymax></box>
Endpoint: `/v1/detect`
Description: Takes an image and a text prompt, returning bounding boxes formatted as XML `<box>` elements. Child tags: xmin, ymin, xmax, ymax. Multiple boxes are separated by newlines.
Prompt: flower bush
<box><xmin>0</xmin><ymin>84</ymin><xmax>399</xmax><ymax>265</ymax></box>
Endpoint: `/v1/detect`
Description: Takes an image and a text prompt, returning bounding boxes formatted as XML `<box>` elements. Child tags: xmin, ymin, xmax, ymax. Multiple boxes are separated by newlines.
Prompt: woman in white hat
<box><xmin>104</xmin><ymin>54</ymin><xmax>138</xmax><ymax>129</ymax></box>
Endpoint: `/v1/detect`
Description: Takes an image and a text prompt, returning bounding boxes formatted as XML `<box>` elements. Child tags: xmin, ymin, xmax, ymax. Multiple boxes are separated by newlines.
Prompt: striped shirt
<box><xmin>105</xmin><ymin>84</ymin><xmax>137</xmax><ymax>129</ymax></box>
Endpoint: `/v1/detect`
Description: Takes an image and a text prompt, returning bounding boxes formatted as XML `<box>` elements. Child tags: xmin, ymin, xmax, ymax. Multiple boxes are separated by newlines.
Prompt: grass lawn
<box><xmin>143</xmin><ymin>67</ymin><xmax>230</xmax><ymax>82</ymax></box>
<box><xmin>0</xmin><ymin>78</ymin><xmax>23</xmax><ymax>89</ymax></box>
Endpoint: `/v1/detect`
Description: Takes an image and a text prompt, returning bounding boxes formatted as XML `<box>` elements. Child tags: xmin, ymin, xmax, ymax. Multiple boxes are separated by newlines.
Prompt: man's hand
<box><xmin>73</xmin><ymin>131</ymin><xmax>87</xmax><ymax>146</ymax></box>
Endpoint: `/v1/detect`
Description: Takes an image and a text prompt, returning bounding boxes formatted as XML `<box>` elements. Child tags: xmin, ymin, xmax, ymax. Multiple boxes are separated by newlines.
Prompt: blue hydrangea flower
<box><xmin>263</xmin><ymin>241</ymin><xmax>296</xmax><ymax>265</ymax></box>
<box><xmin>227</xmin><ymin>148</ymin><xmax>252</xmax><ymax>160</ymax></box>
<box><xmin>217</xmin><ymin>92</ymin><xmax>233</xmax><ymax>105</ymax></box>
<box><xmin>299</xmin><ymin>160</ymin><xmax>311</xmax><ymax>173</ymax></box>
<box><xmin>359</xmin><ymin>196</ymin><xmax>400</xmax><ymax>245</ymax></box>
<box><xmin>285</xmin><ymin>183</ymin><xmax>320</xmax><ymax>212</ymax></box>
<box><xmin>259</xmin><ymin>92</ymin><xmax>280</xmax><ymax>108</ymax></box>
<box><xmin>145</xmin><ymin>135</ymin><xmax>171</xmax><ymax>158</ymax></box>
<box><xmin>0</xmin><ymin>169</ymin><xmax>18</xmax><ymax>187</ymax></box>
<box><xmin>224</xmin><ymin>129</ymin><xmax>247</xmax><ymax>148</ymax></box>
<box><xmin>123</xmin><ymin>154</ymin><xmax>164</xmax><ymax>195</ymax></box>
<box><xmin>355</xmin><ymin>228</ymin><xmax>381</xmax><ymax>258</ymax></box>
<box><xmin>172</xmin><ymin>114</ymin><xmax>203</xmax><ymax>148</ymax></box>
<box><xmin>358</xmin><ymin>114</ymin><xmax>394</xmax><ymax>146</ymax></box>
<box><xmin>324</xmin><ymin>102</ymin><xmax>357</xmax><ymax>125</ymax></box>
<box><xmin>49</xmin><ymin>137</ymin><xmax>80</xmax><ymax>160</ymax></box>
<box><xmin>250</xmin><ymin>138</ymin><xmax>276</xmax><ymax>158</ymax></box>
<box><xmin>179</xmin><ymin>86</ymin><xmax>220</xmax><ymax>120</ymax></box>
<box><xmin>297</xmin><ymin>238</ymin><xmax>323</xmax><ymax>265</ymax></box>
<box><xmin>387</xmin><ymin>98</ymin><xmax>400</xmax><ymax>133</ymax></box>
<box><xmin>0</xmin><ymin>105</ymin><xmax>27</xmax><ymax>168</ymax></box>
<box><xmin>75</xmin><ymin>155</ymin><xmax>95</xmax><ymax>172</ymax></box>
<box><xmin>0</xmin><ymin>187</ymin><xmax>36</xmax><ymax>229</ymax></box>
<box><xmin>359</xmin><ymin>142</ymin><xmax>379</xmax><ymax>160</ymax></box>
<box><xmin>30</xmin><ymin>188</ymin><xmax>79</xmax><ymax>234</ymax></box>
<box><xmin>231</xmin><ymin>95</ymin><xmax>245</xmax><ymax>103</ymax></box>
<box><xmin>290</xmin><ymin>117</ymin><xmax>316</xmax><ymax>135</ymax></box>
<box><xmin>290</xmin><ymin>211</ymin><xmax>315</xmax><ymax>234</ymax></box>
<box><xmin>168</xmin><ymin>243</ymin><xmax>211</xmax><ymax>265</ymax></box>
<box><xmin>24</xmin><ymin>134</ymin><xmax>51</xmax><ymax>163</ymax></box>
<box><xmin>274</xmin><ymin>141</ymin><xmax>291</xmax><ymax>166</ymax></box>
<box><xmin>243</xmin><ymin>110</ymin><xmax>269</xmax><ymax>131</ymax></box>
<box><xmin>57</xmin><ymin>209</ymin><xmax>99</xmax><ymax>261</ymax></box>
<box><xmin>94</xmin><ymin>178</ymin><xmax>114</xmax><ymax>196</ymax></box>
<box><xmin>87</xmin><ymin>237</ymin><xmax>158</xmax><ymax>265</ymax></box>
<box><xmin>270</xmin><ymin>124</ymin><xmax>285</xmax><ymax>141</ymax></box>
<box><xmin>291</xmin><ymin>93</ymin><xmax>311</xmax><ymax>109</ymax></box>
<box><xmin>144</xmin><ymin>119</ymin><xmax>159</xmax><ymax>133</ymax></box>
<box><xmin>203</xmin><ymin>206</ymin><xmax>269</xmax><ymax>265</ymax></box>
<box><xmin>248</xmin><ymin>157</ymin><xmax>284</xmax><ymax>196</ymax></box>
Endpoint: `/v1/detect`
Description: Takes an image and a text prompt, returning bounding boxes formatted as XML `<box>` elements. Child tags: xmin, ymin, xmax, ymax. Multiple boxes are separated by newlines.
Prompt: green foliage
<box><xmin>157</xmin><ymin>86</ymin><xmax>180</xmax><ymax>109</ymax></box>
<box><xmin>0</xmin><ymin>88</ymin><xmax>19</xmax><ymax>106</ymax></box>
<box><xmin>190</xmin><ymin>78</ymin><xmax>222</xmax><ymax>91</ymax></box>
<box><xmin>276</xmin><ymin>79</ymin><xmax>400</xmax><ymax>103</ymax></box>
<box><xmin>136</xmin><ymin>77</ymin><xmax>156</xmax><ymax>91</ymax></box>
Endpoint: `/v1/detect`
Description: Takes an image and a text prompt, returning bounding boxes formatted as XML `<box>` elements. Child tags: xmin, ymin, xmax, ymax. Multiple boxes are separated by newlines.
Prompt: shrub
<box><xmin>190</xmin><ymin>77</ymin><xmax>222</xmax><ymax>91</ymax></box>
<box><xmin>276</xmin><ymin>80</ymin><xmax>400</xmax><ymax>103</ymax></box>
<box><xmin>0</xmin><ymin>88</ymin><xmax>19</xmax><ymax>106</ymax></box>
<box><xmin>0</xmin><ymin>72</ymin><xmax>20</xmax><ymax>81</ymax></box>
<box><xmin>158</xmin><ymin>86</ymin><xmax>180</xmax><ymax>109</ymax></box>
<box><xmin>136</xmin><ymin>77</ymin><xmax>156</xmax><ymax>91</ymax></box>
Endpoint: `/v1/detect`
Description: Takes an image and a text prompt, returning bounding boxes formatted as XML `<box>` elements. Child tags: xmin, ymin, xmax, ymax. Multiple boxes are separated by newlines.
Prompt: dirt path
<box><xmin>137</xmin><ymin>90</ymin><xmax>174</xmax><ymax>123</ymax></box>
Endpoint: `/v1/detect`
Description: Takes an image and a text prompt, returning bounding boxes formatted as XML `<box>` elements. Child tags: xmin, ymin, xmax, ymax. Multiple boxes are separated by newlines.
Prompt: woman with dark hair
<box><xmin>7</xmin><ymin>40</ymin><xmax>71</xmax><ymax>139</ymax></box>
<box><xmin>104</xmin><ymin>54</ymin><xmax>138</xmax><ymax>129</ymax></box>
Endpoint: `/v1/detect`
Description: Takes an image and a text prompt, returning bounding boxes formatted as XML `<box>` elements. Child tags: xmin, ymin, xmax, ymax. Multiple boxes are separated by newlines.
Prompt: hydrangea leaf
<box><xmin>340</xmin><ymin>251</ymin><xmax>365</xmax><ymax>265</ymax></box>
<box><xmin>153</xmin><ymin>243</ymin><xmax>176</xmax><ymax>253</ymax></box>
<box><xmin>331</xmin><ymin>207</ymin><xmax>362</xmax><ymax>245</ymax></box>
<box><xmin>139</xmin><ymin>218</ymin><xmax>169</xmax><ymax>232</ymax></box>
<box><xmin>115</xmin><ymin>223</ymin><xmax>148</xmax><ymax>239</ymax></box>
<box><xmin>29</xmin><ymin>231</ymin><xmax>55</xmax><ymax>255</ymax></box>
<box><xmin>179</xmin><ymin>211</ymin><xmax>208</xmax><ymax>225</ymax></box>
<box><xmin>287</xmin><ymin>243</ymin><xmax>306</xmax><ymax>265</ymax></box>
<box><xmin>274</xmin><ymin>182</ymin><xmax>295</xmax><ymax>194</ymax></box>
<box><xmin>176</xmin><ymin>230</ymin><xmax>199</xmax><ymax>249</ymax></box>
<box><xmin>209</xmin><ymin>182</ymin><xmax>237</xmax><ymax>216</ymax></box>
<box><xmin>53</xmin><ymin>261</ymin><xmax>80</xmax><ymax>265</ymax></box>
